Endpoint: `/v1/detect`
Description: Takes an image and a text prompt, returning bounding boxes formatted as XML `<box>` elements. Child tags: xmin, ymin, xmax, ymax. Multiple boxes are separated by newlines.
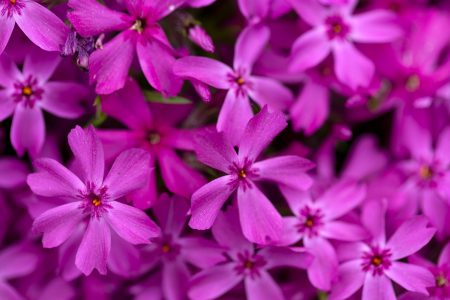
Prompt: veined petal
<box><xmin>14</xmin><ymin>1</ymin><xmax>69</xmax><ymax>52</ymax></box>
<box><xmin>173</xmin><ymin>56</ymin><xmax>232</xmax><ymax>89</ymax></box>
<box><xmin>75</xmin><ymin>218</ymin><xmax>111</xmax><ymax>275</ymax></box>
<box><xmin>237</xmin><ymin>184</ymin><xmax>282</xmax><ymax>244</ymax></box>
<box><xmin>253</xmin><ymin>155</ymin><xmax>314</xmax><ymax>191</ymax></box>
<box><xmin>0</xmin><ymin>17</ymin><xmax>15</xmax><ymax>56</ymax></box>
<box><xmin>27</xmin><ymin>158</ymin><xmax>85</xmax><ymax>198</ymax></box>
<box><xmin>349</xmin><ymin>10</ymin><xmax>403</xmax><ymax>43</ymax></box>
<box><xmin>245</xmin><ymin>271</ymin><xmax>284</xmax><ymax>300</ymax></box>
<box><xmin>385</xmin><ymin>262</ymin><xmax>434</xmax><ymax>295</ymax></box>
<box><xmin>41</xmin><ymin>82</ymin><xmax>88</xmax><ymax>119</ymax></box>
<box><xmin>362</xmin><ymin>274</ymin><xmax>396</xmax><ymax>300</ymax></box>
<box><xmin>103</xmin><ymin>148</ymin><xmax>152</xmax><ymax>200</ymax></box>
<box><xmin>68</xmin><ymin>0</ymin><xmax>132</xmax><ymax>37</ymax></box>
<box><xmin>233</xmin><ymin>24</ymin><xmax>270</xmax><ymax>72</ymax></box>
<box><xmin>68</xmin><ymin>125</ymin><xmax>105</xmax><ymax>187</ymax></box>
<box><xmin>189</xmin><ymin>175</ymin><xmax>235</xmax><ymax>230</ymax></box>
<box><xmin>11</xmin><ymin>105</ymin><xmax>45</xmax><ymax>157</ymax></box>
<box><xmin>32</xmin><ymin>202</ymin><xmax>85</xmax><ymax>248</ymax></box>
<box><xmin>290</xmin><ymin>28</ymin><xmax>331</xmax><ymax>72</ymax></box>
<box><xmin>106</xmin><ymin>201</ymin><xmax>160</xmax><ymax>244</ymax></box>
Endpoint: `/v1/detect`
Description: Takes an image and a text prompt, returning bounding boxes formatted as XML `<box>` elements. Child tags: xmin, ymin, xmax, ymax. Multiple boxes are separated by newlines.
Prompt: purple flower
<box><xmin>67</xmin><ymin>0</ymin><xmax>205</xmax><ymax>95</ymax></box>
<box><xmin>27</xmin><ymin>125</ymin><xmax>160</xmax><ymax>275</ymax></box>
<box><xmin>0</xmin><ymin>51</ymin><xmax>88</xmax><ymax>157</ymax></box>
<box><xmin>0</xmin><ymin>0</ymin><xmax>68</xmax><ymax>55</ymax></box>
<box><xmin>288</xmin><ymin>0</ymin><xmax>402</xmax><ymax>89</ymax></box>
<box><xmin>188</xmin><ymin>206</ymin><xmax>313</xmax><ymax>300</ymax></box>
<box><xmin>96</xmin><ymin>78</ymin><xmax>206</xmax><ymax>209</ymax></box>
<box><xmin>190</xmin><ymin>107</ymin><xmax>314</xmax><ymax>244</ymax></box>
<box><xmin>329</xmin><ymin>201</ymin><xmax>436</xmax><ymax>300</ymax></box>
<box><xmin>279</xmin><ymin>180</ymin><xmax>368</xmax><ymax>290</ymax></box>
<box><xmin>173</xmin><ymin>25</ymin><xmax>294</xmax><ymax>145</ymax></box>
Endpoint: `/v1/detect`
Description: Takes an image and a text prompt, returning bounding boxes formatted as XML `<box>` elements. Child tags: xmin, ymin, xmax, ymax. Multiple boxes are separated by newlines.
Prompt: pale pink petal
<box><xmin>75</xmin><ymin>218</ymin><xmax>111</xmax><ymax>275</ymax></box>
<box><xmin>32</xmin><ymin>202</ymin><xmax>85</xmax><ymax>248</ymax></box>
<box><xmin>103</xmin><ymin>148</ymin><xmax>152</xmax><ymax>200</ymax></box>
<box><xmin>0</xmin><ymin>17</ymin><xmax>15</xmax><ymax>56</ymax></box>
<box><xmin>217</xmin><ymin>91</ymin><xmax>253</xmax><ymax>146</ymax></box>
<box><xmin>189</xmin><ymin>175</ymin><xmax>235</xmax><ymax>230</ymax></box>
<box><xmin>386</xmin><ymin>216</ymin><xmax>435</xmax><ymax>260</ymax></box>
<box><xmin>290</xmin><ymin>28</ymin><xmax>331</xmax><ymax>72</ymax></box>
<box><xmin>238</xmin><ymin>106</ymin><xmax>287</xmax><ymax>161</ymax></box>
<box><xmin>304</xmin><ymin>237</ymin><xmax>338</xmax><ymax>291</ymax></box>
<box><xmin>385</xmin><ymin>262</ymin><xmax>434</xmax><ymax>295</ymax></box>
<box><xmin>41</xmin><ymin>82</ymin><xmax>88</xmax><ymax>118</ymax></box>
<box><xmin>248</xmin><ymin>76</ymin><xmax>294</xmax><ymax>110</ymax></box>
<box><xmin>350</xmin><ymin>10</ymin><xmax>402</xmax><ymax>43</ymax></box>
<box><xmin>253</xmin><ymin>155</ymin><xmax>314</xmax><ymax>191</ymax></box>
<box><xmin>318</xmin><ymin>180</ymin><xmax>367</xmax><ymax>220</ymax></box>
<box><xmin>162</xmin><ymin>261</ymin><xmax>190</xmax><ymax>300</ymax></box>
<box><xmin>329</xmin><ymin>260</ymin><xmax>365</xmax><ymax>300</ymax></box>
<box><xmin>362</xmin><ymin>274</ymin><xmax>396</xmax><ymax>300</ymax></box>
<box><xmin>194</xmin><ymin>128</ymin><xmax>238</xmax><ymax>173</ymax></box>
<box><xmin>333</xmin><ymin>41</ymin><xmax>375</xmax><ymax>90</ymax></box>
<box><xmin>245</xmin><ymin>271</ymin><xmax>284</xmax><ymax>300</ymax></box>
<box><xmin>27</xmin><ymin>158</ymin><xmax>85</xmax><ymax>198</ymax></box>
<box><xmin>173</xmin><ymin>56</ymin><xmax>232</xmax><ymax>89</ymax></box>
<box><xmin>291</xmin><ymin>80</ymin><xmax>329</xmax><ymax>135</ymax></box>
<box><xmin>237</xmin><ymin>184</ymin><xmax>282</xmax><ymax>244</ymax></box>
<box><xmin>68</xmin><ymin>0</ymin><xmax>132</xmax><ymax>36</ymax></box>
<box><xmin>234</xmin><ymin>24</ymin><xmax>270</xmax><ymax>72</ymax></box>
<box><xmin>23</xmin><ymin>51</ymin><xmax>60</xmax><ymax>83</ymax></box>
<box><xmin>14</xmin><ymin>1</ymin><xmax>69</xmax><ymax>51</ymax></box>
<box><xmin>188</xmin><ymin>264</ymin><xmax>242</xmax><ymax>300</ymax></box>
<box><xmin>137</xmin><ymin>38</ymin><xmax>182</xmax><ymax>97</ymax></box>
<box><xmin>11</xmin><ymin>105</ymin><xmax>45</xmax><ymax>157</ymax></box>
<box><xmin>321</xmin><ymin>221</ymin><xmax>370</xmax><ymax>241</ymax></box>
<box><xmin>106</xmin><ymin>201</ymin><xmax>159</xmax><ymax>244</ymax></box>
<box><xmin>89</xmin><ymin>31</ymin><xmax>137</xmax><ymax>94</ymax></box>
<box><xmin>68</xmin><ymin>125</ymin><xmax>104</xmax><ymax>187</ymax></box>
<box><xmin>101</xmin><ymin>77</ymin><xmax>152</xmax><ymax>130</ymax></box>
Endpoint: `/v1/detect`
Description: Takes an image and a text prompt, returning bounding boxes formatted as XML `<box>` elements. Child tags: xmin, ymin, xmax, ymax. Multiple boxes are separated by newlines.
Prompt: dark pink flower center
<box><xmin>1</xmin><ymin>0</ymin><xmax>24</xmax><ymax>17</ymax></box>
<box><xmin>152</xmin><ymin>234</ymin><xmax>181</xmax><ymax>260</ymax></box>
<box><xmin>228</xmin><ymin>157</ymin><xmax>259</xmax><ymax>190</ymax></box>
<box><xmin>430</xmin><ymin>265</ymin><xmax>450</xmax><ymax>298</ymax></box>
<box><xmin>415</xmin><ymin>161</ymin><xmax>444</xmax><ymax>189</ymax></box>
<box><xmin>78</xmin><ymin>182</ymin><xmax>111</xmax><ymax>218</ymax></box>
<box><xmin>234</xmin><ymin>250</ymin><xmax>267</xmax><ymax>279</ymax></box>
<box><xmin>297</xmin><ymin>206</ymin><xmax>324</xmax><ymax>238</ymax></box>
<box><xmin>361</xmin><ymin>246</ymin><xmax>392</xmax><ymax>275</ymax></box>
<box><xmin>228</xmin><ymin>69</ymin><xmax>252</xmax><ymax>98</ymax></box>
<box><xmin>147</xmin><ymin>130</ymin><xmax>161</xmax><ymax>145</ymax></box>
<box><xmin>12</xmin><ymin>76</ymin><xmax>44</xmax><ymax>109</ymax></box>
<box><xmin>325</xmin><ymin>15</ymin><xmax>350</xmax><ymax>40</ymax></box>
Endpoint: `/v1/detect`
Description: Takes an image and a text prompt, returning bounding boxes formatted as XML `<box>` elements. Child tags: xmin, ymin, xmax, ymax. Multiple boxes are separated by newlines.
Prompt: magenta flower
<box><xmin>188</xmin><ymin>207</ymin><xmax>313</xmax><ymax>300</ymax></box>
<box><xmin>67</xmin><ymin>0</ymin><xmax>206</xmax><ymax>95</ymax></box>
<box><xmin>139</xmin><ymin>194</ymin><xmax>226</xmax><ymax>300</ymax></box>
<box><xmin>288</xmin><ymin>0</ymin><xmax>402</xmax><ymax>89</ymax></box>
<box><xmin>330</xmin><ymin>201</ymin><xmax>436</xmax><ymax>300</ymax></box>
<box><xmin>27</xmin><ymin>125</ymin><xmax>160</xmax><ymax>275</ymax></box>
<box><xmin>97</xmin><ymin>78</ymin><xmax>206</xmax><ymax>209</ymax></box>
<box><xmin>174</xmin><ymin>25</ymin><xmax>293</xmax><ymax>144</ymax></box>
<box><xmin>0</xmin><ymin>51</ymin><xmax>88</xmax><ymax>157</ymax></box>
<box><xmin>190</xmin><ymin>107</ymin><xmax>314</xmax><ymax>244</ymax></box>
<box><xmin>279</xmin><ymin>180</ymin><xmax>368</xmax><ymax>290</ymax></box>
<box><xmin>0</xmin><ymin>0</ymin><xmax>68</xmax><ymax>55</ymax></box>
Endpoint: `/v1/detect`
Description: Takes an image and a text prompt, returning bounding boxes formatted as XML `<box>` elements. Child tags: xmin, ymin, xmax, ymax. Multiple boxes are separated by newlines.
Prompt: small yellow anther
<box><xmin>419</xmin><ymin>165</ymin><xmax>432</xmax><ymax>180</ymax></box>
<box><xmin>236</xmin><ymin>77</ymin><xmax>245</xmax><ymax>86</ymax></box>
<box><xmin>406</xmin><ymin>75</ymin><xmax>421</xmax><ymax>92</ymax></box>
<box><xmin>371</xmin><ymin>256</ymin><xmax>382</xmax><ymax>266</ymax></box>
<box><xmin>92</xmin><ymin>198</ymin><xmax>102</xmax><ymax>207</ymax></box>
<box><xmin>22</xmin><ymin>86</ymin><xmax>33</xmax><ymax>96</ymax></box>
<box><xmin>239</xmin><ymin>169</ymin><xmax>246</xmax><ymax>178</ymax></box>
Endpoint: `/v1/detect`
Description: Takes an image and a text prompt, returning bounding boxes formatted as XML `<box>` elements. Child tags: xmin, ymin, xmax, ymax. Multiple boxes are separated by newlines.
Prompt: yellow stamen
<box><xmin>131</xmin><ymin>19</ymin><xmax>144</xmax><ymax>33</ymax></box>
<box><xmin>332</xmin><ymin>24</ymin><xmax>342</xmax><ymax>34</ymax></box>
<box><xmin>305</xmin><ymin>218</ymin><xmax>314</xmax><ymax>228</ymax></box>
<box><xmin>22</xmin><ymin>86</ymin><xmax>33</xmax><ymax>96</ymax></box>
<box><xmin>419</xmin><ymin>165</ymin><xmax>432</xmax><ymax>180</ymax></box>
<box><xmin>148</xmin><ymin>132</ymin><xmax>160</xmax><ymax>145</ymax></box>
<box><xmin>405</xmin><ymin>75</ymin><xmax>421</xmax><ymax>92</ymax></box>
<box><xmin>10</xmin><ymin>0</ymin><xmax>17</xmax><ymax>4</ymax></box>
<box><xmin>162</xmin><ymin>244</ymin><xmax>170</xmax><ymax>253</ymax></box>
<box><xmin>236</xmin><ymin>77</ymin><xmax>245</xmax><ymax>86</ymax></box>
<box><xmin>239</xmin><ymin>169</ymin><xmax>246</xmax><ymax>178</ymax></box>
<box><xmin>371</xmin><ymin>256</ymin><xmax>382</xmax><ymax>266</ymax></box>
<box><xmin>436</xmin><ymin>275</ymin><xmax>448</xmax><ymax>287</ymax></box>
<box><xmin>92</xmin><ymin>198</ymin><xmax>102</xmax><ymax>207</ymax></box>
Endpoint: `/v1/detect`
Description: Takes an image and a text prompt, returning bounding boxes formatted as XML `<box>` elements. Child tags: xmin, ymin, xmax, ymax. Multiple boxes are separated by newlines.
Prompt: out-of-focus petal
<box><xmin>248</xmin><ymin>76</ymin><xmax>293</xmax><ymax>110</ymax></box>
<box><xmin>245</xmin><ymin>271</ymin><xmax>284</xmax><ymax>300</ymax></box>
<box><xmin>362</xmin><ymin>274</ymin><xmax>396</xmax><ymax>300</ymax></box>
<box><xmin>290</xmin><ymin>29</ymin><xmax>330</xmax><ymax>72</ymax></box>
<box><xmin>329</xmin><ymin>260</ymin><xmax>365</xmax><ymax>300</ymax></box>
<box><xmin>238</xmin><ymin>0</ymin><xmax>270</xmax><ymax>21</ymax></box>
<box><xmin>321</xmin><ymin>221</ymin><xmax>370</xmax><ymax>241</ymax></box>
<box><xmin>0</xmin><ymin>90</ymin><xmax>15</xmax><ymax>121</ymax></box>
<box><xmin>179</xmin><ymin>237</ymin><xmax>226</xmax><ymax>268</ymax></box>
<box><xmin>350</xmin><ymin>10</ymin><xmax>402</xmax><ymax>43</ymax></box>
<box><xmin>23</xmin><ymin>51</ymin><xmax>60</xmax><ymax>83</ymax></box>
<box><xmin>385</xmin><ymin>262</ymin><xmax>434</xmax><ymax>295</ymax></box>
<box><xmin>162</xmin><ymin>261</ymin><xmax>190</xmax><ymax>300</ymax></box>
<box><xmin>11</xmin><ymin>105</ymin><xmax>45</xmax><ymax>157</ymax></box>
<box><xmin>0</xmin><ymin>17</ymin><xmax>15</xmax><ymax>56</ymax></box>
<box><xmin>0</xmin><ymin>157</ymin><xmax>28</xmax><ymax>189</ymax></box>
<box><xmin>260</xmin><ymin>246</ymin><xmax>313</xmax><ymax>269</ymax></box>
<box><xmin>41</xmin><ymin>82</ymin><xmax>88</xmax><ymax>118</ymax></box>
<box><xmin>0</xmin><ymin>54</ymin><xmax>20</xmax><ymax>88</ymax></box>
<box><xmin>234</xmin><ymin>24</ymin><xmax>270</xmax><ymax>72</ymax></box>
<box><xmin>286</xmin><ymin>0</ymin><xmax>327</xmax><ymax>26</ymax></box>
<box><xmin>304</xmin><ymin>237</ymin><xmax>338</xmax><ymax>291</ymax></box>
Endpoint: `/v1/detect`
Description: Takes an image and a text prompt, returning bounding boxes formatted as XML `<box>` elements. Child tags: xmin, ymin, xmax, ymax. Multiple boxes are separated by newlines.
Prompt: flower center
<box><xmin>436</xmin><ymin>274</ymin><xmax>449</xmax><ymax>287</ymax></box>
<box><xmin>419</xmin><ymin>165</ymin><xmax>433</xmax><ymax>180</ymax></box>
<box><xmin>297</xmin><ymin>206</ymin><xmax>324</xmax><ymax>238</ymax></box>
<box><xmin>9</xmin><ymin>0</ymin><xmax>16</xmax><ymax>4</ymax></box>
<box><xmin>405</xmin><ymin>74</ymin><xmax>421</xmax><ymax>92</ymax></box>
<box><xmin>236</xmin><ymin>77</ymin><xmax>245</xmax><ymax>86</ymax></box>
<box><xmin>78</xmin><ymin>183</ymin><xmax>110</xmax><ymax>218</ymax></box>
<box><xmin>91</xmin><ymin>198</ymin><xmax>102</xmax><ymax>207</ymax></box>
<box><xmin>12</xmin><ymin>76</ymin><xmax>44</xmax><ymax>108</ymax></box>
<box><xmin>131</xmin><ymin>18</ymin><xmax>146</xmax><ymax>33</ymax></box>
<box><xmin>238</xmin><ymin>169</ymin><xmax>247</xmax><ymax>178</ymax></box>
<box><xmin>235</xmin><ymin>251</ymin><xmax>267</xmax><ymax>279</ymax></box>
<box><xmin>148</xmin><ymin>131</ymin><xmax>161</xmax><ymax>145</ymax></box>
<box><xmin>325</xmin><ymin>15</ymin><xmax>350</xmax><ymax>39</ymax></box>
<box><xmin>361</xmin><ymin>246</ymin><xmax>392</xmax><ymax>276</ymax></box>
<box><xmin>229</xmin><ymin>158</ymin><xmax>258</xmax><ymax>190</ymax></box>
<box><xmin>22</xmin><ymin>86</ymin><xmax>33</xmax><ymax>97</ymax></box>
<box><xmin>151</xmin><ymin>235</ymin><xmax>181</xmax><ymax>259</ymax></box>
<box><xmin>162</xmin><ymin>243</ymin><xmax>171</xmax><ymax>253</ymax></box>
<box><xmin>371</xmin><ymin>256</ymin><xmax>383</xmax><ymax>267</ymax></box>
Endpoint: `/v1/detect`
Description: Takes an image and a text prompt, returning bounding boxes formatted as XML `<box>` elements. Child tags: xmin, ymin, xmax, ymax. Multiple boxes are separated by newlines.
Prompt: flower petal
<box><xmin>238</xmin><ymin>0</ymin><xmax>270</xmax><ymax>21</ymax></box>
<box><xmin>11</xmin><ymin>105</ymin><xmax>45</xmax><ymax>157</ymax></box>
<box><xmin>162</xmin><ymin>261</ymin><xmax>190</xmax><ymax>300</ymax></box>
<box><xmin>385</xmin><ymin>262</ymin><xmax>434</xmax><ymax>295</ymax></box>
<box><xmin>68</xmin><ymin>125</ymin><xmax>104</xmax><ymax>187</ymax></box>
<box><xmin>321</xmin><ymin>221</ymin><xmax>370</xmax><ymax>242</ymax></box>
<box><xmin>68</xmin><ymin>0</ymin><xmax>132</xmax><ymax>36</ymax></box>
<box><xmin>362</xmin><ymin>274</ymin><xmax>396</xmax><ymax>300</ymax></box>
<box><xmin>27</xmin><ymin>158</ymin><xmax>85</xmax><ymax>198</ymax></box>
<box><xmin>0</xmin><ymin>17</ymin><xmax>15</xmax><ymax>56</ymax></box>
<box><xmin>248</xmin><ymin>76</ymin><xmax>294</xmax><ymax>110</ymax></box>
<box><xmin>153</xmin><ymin>194</ymin><xmax>189</xmax><ymax>237</ymax></box>
<box><xmin>0</xmin><ymin>54</ymin><xmax>21</xmax><ymax>88</ymax></box>
<box><xmin>32</xmin><ymin>202</ymin><xmax>85</xmax><ymax>248</ymax></box>
<box><xmin>245</xmin><ymin>271</ymin><xmax>284</xmax><ymax>300</ymax></box>
<box><xmin>89</xmin><ymin>31</ymin><xmax>137</xmax><ymax>94</ymax></box>
<box><xmin>329</xmin><ymin>260</ymin><xmax>365</xmax><ymax>300</ymax></box>
<box><xmin>0</xmin><ymin>157</ymin><xmax>28</xmax><ymax>189</ymax></box>
<box><xmin>253</xmin><ymin>155</ymin><xmax>314</xmax><ymax>191</ymax></box>
<box><xmin>304</xmin><ymin>237</ymin><xmax>338</xmax><ymax>291</ymax></box>
<box><xmin>238</xmin><ymin>106</ymin><xmax>287</xmax><ymax>161</ymax></box>
<box><xmin>435</xmin><ymin>127</ymin><xmax>450</xmax><ymax>166</ymax></box>
<box><xmin>103</xmin><ymin>148</ymin><xmax>152</xmax><ymax>200</ymax></box>
<box><xmin>259</xmin><ymin>246</ymin><xmax>313</xmax><ymax>270</ymax></box>
<box><xmin>0</xmin><ymin>90</ymin><xmax>15</xmax><ymax>121</ymax></box>
<box><xmin>0</xmin><ymin>282</ymin><xmax>22</xmax><ymax>300</ymax></box>
<box><xmin>286</xmin><ymin>0</ymin><xmax>327</xmax><ymax>26</ymax></box>
<box><xmin>173</xmin><ymin>56</ymin><xmax>232</xmax><ymax>89</ymax></box>
<box><xmin>188</xmin><ymin>264</ymin><xmax>242</xmax><ymax>300</ymax></box>
<box><xmin>386</xmin><ymin>216</ymin><xmax>435</xmax><ymax>260</ymax></box>
<box><xmin>14</xmin><ymin>1</ymin><xmax>69</xmax><ymax>51</ymax></box>
<box><xmin>22</xmin><ymin>51</ymin><xmax>60</xmax><ymax>83</ymax></box>
<box><xmin>0</xmin><ymin>245</ymin><xmax>38</xmax><ymax>279</ymax></box>
<box><xmin>290</xmin><ymin>28</ymin><xmax>331</xmax><ymax>72</ymax></box>
<box><xmin>237</xmin><ymin>184</ymin><xmax>282</xmax><ymax>244</ymax></box>
<box><xmin>179</xmin><ymin>237</ymin><xmax>226</xmax><ymax>268</ymax></box>
<box><xmin>233</xmin><ymin>24</ymin><xmax>270</xmax><ymax>72</ymax></box>
<box><xmin>75</xmin><ymin>218</ymin><xmax>111</xmax><ymax>275</ymax></box>
<box><xmin>350</xmin><ymin>10</ymin><xmax>402</xmax><ymax>43</ymax></box>
<box><xmin>189</xmin><ymin>175</ymin><xmax>235</xmax><ymax>230</ymax></box>
<box><xmin>41</xmin><ymin>82</ymin><xmax>88</xmax><ymax>118</ymax></box>
<box><xmin>106</xmin><ymin>201</ymin><xmax>160</xmax><ymax>244</ymax></box>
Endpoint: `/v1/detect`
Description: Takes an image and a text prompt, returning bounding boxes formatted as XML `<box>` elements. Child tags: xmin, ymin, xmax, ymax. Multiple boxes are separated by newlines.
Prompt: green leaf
<box><xmin>143</xmin><ymin>90</ymin><xmax>192</xmax><ymax>104</ymax></box>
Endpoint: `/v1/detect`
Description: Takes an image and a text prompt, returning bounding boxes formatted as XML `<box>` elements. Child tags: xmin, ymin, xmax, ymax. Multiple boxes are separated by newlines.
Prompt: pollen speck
<box><xmin>405</xmin><ymin>74</ymin><xmax>421</xmax><ymax>92</ymax></box>
<box><xmin>239</xmin><ymin>169</ymin><xmax>246</xmax><ymax>178</ymax></box>
<box><xmin>236</xmin><ymin>77</ymin><xmax>245</xmax><ymax>86</ymax></box>
<box><xmin>419</xmin><ymin>165</ymin><xmax>432</xmax><ymax>180</ymax></box>
<box><xmin>10</xmin><ymin>0</ymin><xmax>17</xmax><ymax>4</ymax></box>
<box><xmin>22</xmin><ymin>86</ymin><xmax>33</xmax><ymax>97</ymax></box>
<box><xmin>371</xmin><ymin>256</ymin><xmax>382</xmax><ymax>266</ymax></box>
<box><xmin>92</xmin><ymin>198</ymin><xmax>102</xmax><ymax>207</ymax></box>
<box><xmin>162</xmin><ymin>244</ymin><xmax>170</xmax><ymax>253</ymax></box>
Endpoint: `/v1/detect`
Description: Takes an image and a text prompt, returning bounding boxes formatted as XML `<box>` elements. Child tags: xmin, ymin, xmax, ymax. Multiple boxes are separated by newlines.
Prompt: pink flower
<box><xmin>28</xmin><ymin>125</ymin><xmax>160</xmax><ymax>275</ymax></box>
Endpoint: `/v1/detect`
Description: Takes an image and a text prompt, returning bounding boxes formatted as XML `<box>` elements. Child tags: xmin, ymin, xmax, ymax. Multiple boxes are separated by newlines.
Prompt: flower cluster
<box><xmin>1</xmin><ymin>0</ymin><xmax>450</xmax><ymax>299</ymax></box>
